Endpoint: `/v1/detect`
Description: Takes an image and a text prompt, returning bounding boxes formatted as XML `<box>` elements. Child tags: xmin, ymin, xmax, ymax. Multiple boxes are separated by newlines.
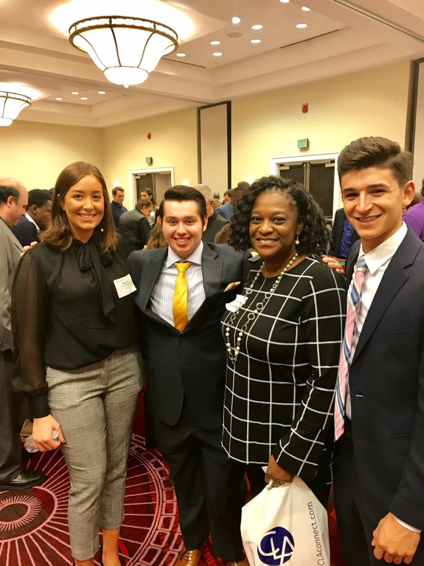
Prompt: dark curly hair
<box><xmin>229</xmin><ymin>175</ymin><xmax>329</xmax><ymax>254</ymax></box>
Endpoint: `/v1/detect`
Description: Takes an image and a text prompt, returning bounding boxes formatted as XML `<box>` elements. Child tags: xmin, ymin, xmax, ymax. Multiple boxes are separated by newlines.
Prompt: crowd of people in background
<box><xmin>1</xmin><ymin>135</ymin><xmax>424</xmax><ymax>566</ymax></box>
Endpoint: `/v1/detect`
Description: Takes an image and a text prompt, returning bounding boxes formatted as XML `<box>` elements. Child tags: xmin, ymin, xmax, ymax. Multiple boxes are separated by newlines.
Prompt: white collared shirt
<box><xmin>346</xmin><ymin>223</ymin><xmax>420</xmax><ymax>533</ymax></box>
<box><xmin>26</xmin><ymin>213</ymin><xmax>40</xmax><ymax>232</ymax></box>
<box><xmin>150</xmin><ymin>241</ymin><xmax>206</xmax><ymax>328</ymax></box>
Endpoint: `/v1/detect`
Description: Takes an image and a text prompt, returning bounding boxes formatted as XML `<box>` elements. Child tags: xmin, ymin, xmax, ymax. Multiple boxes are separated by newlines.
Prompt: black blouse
<box><xmin>11</xmin><ymin>236</ymin><xmax>138</xmax><ymax>418</ymax></box>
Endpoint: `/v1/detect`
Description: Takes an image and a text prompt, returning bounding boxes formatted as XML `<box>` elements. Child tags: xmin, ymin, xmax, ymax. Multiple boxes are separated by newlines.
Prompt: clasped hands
<box><xmin>372</xmin><ymin>513</ymin><xmax>420</xmax><ymax>564</ymax></box>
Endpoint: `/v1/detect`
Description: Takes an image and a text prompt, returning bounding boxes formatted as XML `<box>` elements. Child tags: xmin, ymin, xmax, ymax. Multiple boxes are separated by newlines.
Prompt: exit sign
<box><xmin>298</xmin><ymin>138</ymin><xmax>309</xmax><ymax>149</ymax></box>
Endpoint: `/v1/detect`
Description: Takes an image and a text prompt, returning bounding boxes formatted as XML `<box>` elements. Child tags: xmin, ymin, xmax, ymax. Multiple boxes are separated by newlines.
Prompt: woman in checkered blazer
<box><xmin>222</xmin><ymin>175</ymin><xmax>346</xmax><ymax>506</ymax></box>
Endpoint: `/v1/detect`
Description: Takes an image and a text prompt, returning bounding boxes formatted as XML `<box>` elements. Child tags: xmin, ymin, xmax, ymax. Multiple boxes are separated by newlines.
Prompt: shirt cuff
<box><xmin>394</xmin><ymin>515</ymin><xmax>421</xmax><ymax>534</ymax></box>
<box><xmin>28</xmin><ymin>394</ymin><xmax>50</xmax><ymax>419</ymax></box>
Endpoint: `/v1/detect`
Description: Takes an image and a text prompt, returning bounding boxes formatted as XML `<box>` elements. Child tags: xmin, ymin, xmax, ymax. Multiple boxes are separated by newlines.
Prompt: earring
<box><xmin>100</xmin><ymin>227</ymin><xmax>104</xmax><ymax>233</ymax></box>
<box><xmin>295</xmin><ymin>235</ymin><xmax>300</xmax><ymax>246</ymax></box>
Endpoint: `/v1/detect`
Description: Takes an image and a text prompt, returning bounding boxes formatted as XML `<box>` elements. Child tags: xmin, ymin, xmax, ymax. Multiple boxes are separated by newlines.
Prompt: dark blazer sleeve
<box><xmin>329</xmin><ymin>208</ymin><xmax>344</xmax><ymax>256</ymax></box>
<box><xmin>138</xmin><ymin>217</ymin><xmax>151</xmax><ymax>249</ymax></box>
<box><xmin>12</xmin><ymin>219</ymin><xmax>38</xmax><ymax>247</ymax></box>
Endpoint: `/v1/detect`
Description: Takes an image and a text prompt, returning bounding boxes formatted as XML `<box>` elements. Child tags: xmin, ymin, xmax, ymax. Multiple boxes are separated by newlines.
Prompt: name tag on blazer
<box><xmin>226</xmin><ymin>294</ymin><xmax>247</xmax><ymax>312</ymax></box>
<box><xmin>114</xmin><ymin>274</ymin><xmax>136</xmax><ymax>298</ymax></box>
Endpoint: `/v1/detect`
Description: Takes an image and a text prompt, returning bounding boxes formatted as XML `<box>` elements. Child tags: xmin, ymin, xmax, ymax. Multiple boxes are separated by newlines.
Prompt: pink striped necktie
<box><xmin>334</xmin><ymin>257</ymin><xmax>367</xmax><ymax>440</ymax></box>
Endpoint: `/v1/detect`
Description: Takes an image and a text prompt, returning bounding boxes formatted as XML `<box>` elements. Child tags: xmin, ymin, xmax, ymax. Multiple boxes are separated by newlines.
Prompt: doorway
<box><xmin>129</xmin><ymin>167</ymin><xmax>174</xmax><ymax>209</ymax></box>
<box><xmin>270</xmin><ymin>153</ymin><xmax>339</xmax><ymax>222</ymax></box>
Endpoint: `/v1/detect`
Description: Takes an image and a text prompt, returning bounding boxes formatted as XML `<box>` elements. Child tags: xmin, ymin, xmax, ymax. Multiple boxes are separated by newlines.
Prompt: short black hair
<box><xmin>28</xmin><ymin>189</ymin><xmax>52</xmax><ymax>208</ymax></box>
<box><xmin>0</xmin><ymin>184</ymin><xmax>20</xmax><ymax>204</ymax></box>
<box><xmin>159</xmin><ymin>185</ymin><xmax>207</xmax><ymax>221</ymax></box>
<box><xmin>230</xmin><ymin>175</ymin><xmax>329</xmax><ymax>254</ymax></box>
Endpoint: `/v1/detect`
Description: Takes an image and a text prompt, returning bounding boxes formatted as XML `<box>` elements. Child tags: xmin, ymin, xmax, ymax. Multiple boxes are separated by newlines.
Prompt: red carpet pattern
<box><xmin>0</xmin><ymin>435</ymin><xmax>344</xmax><ymax>565</ymax></box>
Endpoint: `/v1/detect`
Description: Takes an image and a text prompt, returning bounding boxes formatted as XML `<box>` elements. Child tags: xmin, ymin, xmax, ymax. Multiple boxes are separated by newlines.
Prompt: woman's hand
<box><xmin>21</xmin><ymin>241</ymin><xmax>38</xmax><ymax>255</ymax></box>
<box><xmin>33</xmin><ymin>415</ymin><xmax>65</xmax><ymax>452</ymax></box>
<box><xmin>266</xmin><ymin>455</ymin><xmax>295</xmax><ymax>484</ymax></box>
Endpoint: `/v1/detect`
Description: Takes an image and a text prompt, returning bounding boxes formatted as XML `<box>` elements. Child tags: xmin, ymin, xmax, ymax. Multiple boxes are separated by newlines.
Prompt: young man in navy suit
<box><xmin>129</xmin><ymin>186</ymin><xmax>248</xmax><ymax>566</ymax></box>
<box><xmin>332</xmin><ymin>137</ymin><xmax>424</xmax><ymax>565</ymax></box>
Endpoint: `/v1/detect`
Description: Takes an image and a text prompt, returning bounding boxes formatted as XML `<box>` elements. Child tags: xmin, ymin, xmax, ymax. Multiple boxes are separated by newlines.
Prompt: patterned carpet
<box><xmin>0</xmin><ymin>434</ymin><xmax>345</xmax><ymax>566</ymax></box>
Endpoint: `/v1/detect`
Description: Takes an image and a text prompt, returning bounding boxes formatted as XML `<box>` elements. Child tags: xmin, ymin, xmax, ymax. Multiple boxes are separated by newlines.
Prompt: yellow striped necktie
<box><xmin>173</xmin><ymin>262</ymin><xmax>193</xmax><ymax>332</ymax></box>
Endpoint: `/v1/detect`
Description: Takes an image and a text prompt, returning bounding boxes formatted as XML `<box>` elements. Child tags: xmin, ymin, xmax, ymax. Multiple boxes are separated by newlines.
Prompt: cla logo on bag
<box><xmin>257</xmin><ymin>526</ymin><xmax>295</xmax><ymax>565</ymax></box>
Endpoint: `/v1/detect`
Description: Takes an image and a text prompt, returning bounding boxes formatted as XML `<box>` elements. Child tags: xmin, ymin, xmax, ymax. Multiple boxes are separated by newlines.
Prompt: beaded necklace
<box><xmin>225</xmin><ymin>252</ymin><xmax>298</xmax><ymax>364</ymax></box>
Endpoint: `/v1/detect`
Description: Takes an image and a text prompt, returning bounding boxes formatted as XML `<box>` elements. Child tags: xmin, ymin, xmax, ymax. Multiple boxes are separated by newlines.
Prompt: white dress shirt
<box><xmin>346</xmin><ymin>223</ymin><xmax>420</xmax><ymax>533</ymax></box>
<box><xmin>150</xmin><ymin>242</ymin><xmax>206</xmax><ymax>328</ymax></box>
<box><xmin>26</xmin><ymin>213</ymin><xmax>40</xmax><ymax>232</ymax></box>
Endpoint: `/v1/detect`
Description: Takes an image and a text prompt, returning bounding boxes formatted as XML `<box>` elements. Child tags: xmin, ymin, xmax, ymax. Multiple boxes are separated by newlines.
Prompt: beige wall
<box><xmin>101</xmin><ymin>108</ymin><xmax>198</xmax><ymax>208</ymax></box>
<box><xmin>0</xmin><ymin>121</ymin><xmax>103</xmax><ymax>189</ymax></box>
<box><xmin>232</xmin><ymin>61</ymin><xmax>410</xmax><ymax>186</ymax></box>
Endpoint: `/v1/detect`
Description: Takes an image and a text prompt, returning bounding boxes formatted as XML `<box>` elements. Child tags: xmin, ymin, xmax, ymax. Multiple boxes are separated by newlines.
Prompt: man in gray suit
<box><xmin>0</xmin><ymin>178</ymin><xmax>46</xmax><ymax>490</ymax></box>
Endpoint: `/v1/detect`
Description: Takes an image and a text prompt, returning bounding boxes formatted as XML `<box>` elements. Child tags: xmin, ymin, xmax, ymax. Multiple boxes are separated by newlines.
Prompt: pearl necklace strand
<box><xmin>225</xmin><ymin>252</ymin><xmax>298</xmax><ymax>364</ymax></box>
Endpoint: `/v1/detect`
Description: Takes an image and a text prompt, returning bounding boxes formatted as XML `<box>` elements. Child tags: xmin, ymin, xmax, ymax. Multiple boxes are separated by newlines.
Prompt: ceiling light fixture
<box><xmin>252</xmin><ymin>24</ymin><xmax>263</xmax><ymax>30</ymax></box>
<box><xmin>251</xmin><ymin>39</ymin><xmax>261</xmax><ymax>43</ymax></box>
<box><xmin>280</xmin><ymin>0</ymin><xmax>290</xmax><ymax>3</ymax></box>
<box><xmin>56</xmin><ymin>97</ymin><xmax>63</xmax><ymax>101</ymax></box>
<box><xmin>213</xmin><ymin>52</ymin><xmax>223</xmax><ymax>57</ymax></box>
<box><xmin>232</xmin><ymin>17</ymin><xmax>241</xmax><ymax>24</ymax></box>
<box><xmin>98</xmin><ymin>91</ymin><xmax>106</xmax><ymax>94</ymax></box>
<box><xmin>302</xmin><ymin>6</ymin><xmax>311</xmax><ymax>11</ymax></box>
<box><xmin>176</xmin><ymin>53</ymin><xmax>186</xmax><ymax>57</ymax></box>
<box><xmin>72</xmin><ymin>91</ymin><xmax>79</xmax><ymax>95</ymax></box>
<box><xmin>296</xmin><ymin>23</ymin><xmax>308</xmax><ymax>28</ymax></box>
<box><xmin>81</xmin><ymin>96</ymin><xmax>88</xmax><ymax>100</ymax></box>
<box><xmin>210</xmin><ymin>40</ymin><xmax>221</xmax><ymax>45</ymax></box>
<box><xmin>69</xmin><ymin>15</ymin><xmax>178</xmax><ymax>86</ymax></box>
<box><xmin>0</xmin><ymin>91</ymin><xmax>31</xmax><ymax>127</ymax></box>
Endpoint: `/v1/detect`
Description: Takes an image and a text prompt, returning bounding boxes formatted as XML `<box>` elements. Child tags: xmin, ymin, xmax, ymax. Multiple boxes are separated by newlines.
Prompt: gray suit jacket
<box><xmin>0</xmin><ymin>218</ymin><xmax>23</xmax><ymax>351</ymax></box>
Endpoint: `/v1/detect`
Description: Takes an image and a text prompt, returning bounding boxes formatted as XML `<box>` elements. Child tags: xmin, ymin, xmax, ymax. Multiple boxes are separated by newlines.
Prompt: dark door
<box><xmin>280</xmin><ymin>164</ymin><xmax>305</xmax><ymax>185</ymax></box>
<box><xmin>136</xmin><ymin>174</ymin><xmax>155</xmax><ymax>200</ymax></box>
<box><xmin>309</xmin><ymin>163</ymin><xmax>334</xmax><ymax>218</ymax></box>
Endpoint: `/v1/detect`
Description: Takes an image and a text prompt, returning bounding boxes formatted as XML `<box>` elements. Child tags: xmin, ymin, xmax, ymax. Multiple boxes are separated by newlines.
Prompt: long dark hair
<box><xmin>229</xmin><ymin>175</ymin><xmax>329</xmax><ymax>254</ymax></box>
<box><xmin>42</xmin><ymin>161</ymin><xmax>117</xmax><ymax>252</ymax></box>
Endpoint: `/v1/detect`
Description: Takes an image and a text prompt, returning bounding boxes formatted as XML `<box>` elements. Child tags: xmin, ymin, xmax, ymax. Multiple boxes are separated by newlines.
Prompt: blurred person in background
<box><xmin>12</xmin><ymin>188</ymin><xmax>52</xmax><ymax>247</ymax></box>
<box><xmin>194</xmin><ymin>184</ymin><xmax>228</xmax><ymax>243</ymax></box>
<box><xmin>140</xmin><ymin>188</ymin><xmax>158</xmax><ymax>227</ymax></box>
<box><xmin>110</xmin><ymin>186</ymin><xmax>127</xmax><ymax>229</ymax></box>
<box><xmin>119</xmin><ymin>197</ymin><xmax>152</xmax><ymax>252</ymax></box>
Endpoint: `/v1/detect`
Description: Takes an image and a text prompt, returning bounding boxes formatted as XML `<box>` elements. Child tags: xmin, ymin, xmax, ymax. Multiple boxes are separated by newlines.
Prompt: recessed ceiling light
<box><xmin>98</xmin><ymin>91</ymin><xmax>106</xmax><ymax>94</ymax></box>
<box><xmin>55</xmin><ymin>97</ymin><xmax>62</xmax><ymax>101</ymax></box>
<box><xmin>176</xmin><ymin>53</ymin><xmax>186</xmax><ymax>57</ymax></box>
<box><xmin>251</xmin><ymin>39</ymin><xmax>261</xmax><ymax>44</ymax></box>
<box><xmin>81</xmin><ymin>97</ymin><xmax>88</xmax><ymax>100</ymax></box>
<box><xmin>302</xmin><ymin>6</ymin><xmax>311</xmax><ymax>10</ymax></box>
<box><xmin>210</xmin><ymin>40</ymin><xmax>221</xmax><ymax>45</ymax></box>
<box><xmin>71</xmin><ymin>91</ymin><xmax>79</xmax><ymax>95</ymax></box>
<box><xmin>296</xmin><ymin>23</ymin><xmax>308</xmax><ymax>28</ymax></box>
<box><xmin>280</xmin><ymin>0</ymin><xmax>290</xmax><ymax>3</ymax></box>
<box><xmin>252</xmin><ymin>24</ymin><xmax>263</xmax><ymax>30</ymax></box>
<box><xmin>232</xmin><ymin>17</ymin><xmax>241</xmax><ymax>24</ymax></box>
<box><xmin>213</xmin><ymin>52</ymin><xmax>223</xmax><ymax>57</ymax></box>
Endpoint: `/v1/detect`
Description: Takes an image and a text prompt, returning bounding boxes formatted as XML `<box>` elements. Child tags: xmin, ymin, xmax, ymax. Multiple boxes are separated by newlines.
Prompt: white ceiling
<box><xmin>1</xmin><ymin>0</ymin><xmax>424</xmax><ymax>128</ymax></box>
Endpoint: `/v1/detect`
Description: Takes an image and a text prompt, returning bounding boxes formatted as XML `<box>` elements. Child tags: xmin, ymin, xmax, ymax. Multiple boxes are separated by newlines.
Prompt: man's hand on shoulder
<box><xmin>372</xmin><ymin>512</ymin><xmax>420</xmax><ymax>564</ymax></box>
<box><xmin>321</xmin><ymin>255</ymin><xmax>345</xmax><ymax>276</ymax></box>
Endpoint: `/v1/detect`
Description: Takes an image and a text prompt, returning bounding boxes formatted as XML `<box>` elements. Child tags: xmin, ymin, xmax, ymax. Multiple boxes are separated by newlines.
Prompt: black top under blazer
<box><xmin>128</xmin><ymin>242</ymin><xmax>246</xmax><ymax>430</ymax></box>
<box><xmin>346</xmin><ymin>228</ymin><xmax>424</xmax><ymax>530</ymax></box>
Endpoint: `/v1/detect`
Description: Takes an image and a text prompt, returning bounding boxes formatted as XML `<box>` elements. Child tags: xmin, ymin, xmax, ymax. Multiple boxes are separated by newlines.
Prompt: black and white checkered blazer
<box><xmin>221</xmin><ymin>255</ymin><xmax>346</xmax><ymax>481</ymax></box>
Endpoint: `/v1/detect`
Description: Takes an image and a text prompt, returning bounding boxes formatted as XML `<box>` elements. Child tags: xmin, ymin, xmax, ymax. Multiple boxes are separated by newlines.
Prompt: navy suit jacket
<box><xmin>329</xmin><ymin>208</ymin><xmax>359</xmax><ymax>257</ymax></box>
<box><xmin>11</xmin><ymin>216</ymin><xmax>38</xmax><ymax>247</ymax></box>
<box><xmin>346</xmin><ymin>228</ymin><xmax>424</xmax><ymax>529</ymax></box>
<box><xmin>128</xmin><ymin>242</ymin><xmax>246</xmax><ymax>429</ymax></box>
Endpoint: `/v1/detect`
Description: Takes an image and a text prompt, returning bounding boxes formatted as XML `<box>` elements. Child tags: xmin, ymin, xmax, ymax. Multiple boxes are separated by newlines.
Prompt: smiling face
<box><xmin>249</xmin><ymin>190</ymin><xmax>303</xmax><ymax>265</ymax></box>
<box><xmin>341</xmin><ymin>167</ymin><xmax>414</xmax><ymax>253</ymax></box>
<box><xmin>160</xmin><ymin>199</ymin><xmax>207</xmax><ymax>259</ymax></box>
<box><xmin>60</xmin><ymin>174</ymin><xmax>104</xmax><ymax>242</ymax></box>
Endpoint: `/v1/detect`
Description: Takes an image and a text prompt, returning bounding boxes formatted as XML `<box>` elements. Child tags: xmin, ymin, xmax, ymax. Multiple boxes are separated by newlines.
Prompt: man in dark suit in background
<box><xmin>329</xmin><ymin>206</ymin><xmax>359</xmax><ymax>258</ymax></box>
<box><xmin>194</xmin><ymin>184</ymin><xmax>228</xmax><ymax>243</ymax></box>
<box><xmin>110</xmin><ymin>186</ymin><xmax>127</xmax><ymax>229</ymax></box>
<box><xmin>129</xmin><ymin>186</ymin><xmax>247</xmax><ymax>566</ymax></box>
<box><xmin>333</xmin><ymin>137</ymin><xmax>424</xmax><ymax>565</ymax></box>
<box><xmin>12</xmin><ymin>188</ymin><xmax>52</xmax><ymax>247</ymax></box>
<box><xmin>0</xmin><ymin>179</ymin><xmax>46</xmax><ymax>490</ymax></box>
<box><xmin>118</xmin><ymin>197</ymin><xmax>152</xmax><ymax>252</ymax></box>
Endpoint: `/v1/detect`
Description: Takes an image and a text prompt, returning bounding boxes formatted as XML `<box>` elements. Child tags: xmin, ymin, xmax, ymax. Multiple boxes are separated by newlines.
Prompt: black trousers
<box><xmin>0</xmin><ymin>351</ymin><xmax>24</xmax><ymax>482</ymax></box>
<box><xmin>152</xmin><ymin>402</ymin><xmax>246</xmax><ymax>562</ymax></box>
<box><xmin>333</xmin><ymin>433</ymin><xmax>424</xmax><ymax>566</ymax></box>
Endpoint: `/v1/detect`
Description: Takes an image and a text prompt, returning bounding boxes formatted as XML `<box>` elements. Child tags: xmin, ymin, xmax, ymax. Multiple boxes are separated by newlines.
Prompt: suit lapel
<box><xmin>352</xmin><ymin>230</ymin><xmax>419</xmax><ymax>363</ymax></box>
<box><xmin>138</xmin><ymin>248</ymin><xmax>167</xmax><ymax>312</ymax></box>
<box><xmin>183</xmin><ymin>242</ymin><xmax>222</xmax><ymax>332</ymax></box>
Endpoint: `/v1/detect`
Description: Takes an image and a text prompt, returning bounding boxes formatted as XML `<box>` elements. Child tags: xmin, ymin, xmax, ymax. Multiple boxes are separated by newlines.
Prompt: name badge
<box><xmin>114</xmin><ymin>274</ymin><xmax>136</xmax><ymax>298</ymax></box>
<box><xmin>225</xmin><ymin>294</ymin><xmax>247</xmax><ymax>312</ymax></box>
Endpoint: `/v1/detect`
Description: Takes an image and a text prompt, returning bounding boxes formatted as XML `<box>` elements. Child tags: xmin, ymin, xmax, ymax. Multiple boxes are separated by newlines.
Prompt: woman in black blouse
<box><xmin>222</xmin><ymin>175</ymin><xmax>345</xmax><ymax>506</ymax></box>
<box><xmin>12</xmin><ymin>162</ymin><xmax>144</xmax><ymax>566</ymax></box>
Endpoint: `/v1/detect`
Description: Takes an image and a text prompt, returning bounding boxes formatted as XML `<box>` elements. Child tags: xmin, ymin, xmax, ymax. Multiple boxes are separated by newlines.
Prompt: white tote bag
<box><xmin>241</xmin><ymin>476</ymin><xmax>330</xmax><ymax>566</ymax></box>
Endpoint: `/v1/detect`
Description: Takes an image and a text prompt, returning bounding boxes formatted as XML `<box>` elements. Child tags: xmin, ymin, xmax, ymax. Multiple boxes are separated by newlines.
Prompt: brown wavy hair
<box><xmin>42</xmin><ymin>161</ymin><xmax>117</xmax><ymax>252</ymax></box>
